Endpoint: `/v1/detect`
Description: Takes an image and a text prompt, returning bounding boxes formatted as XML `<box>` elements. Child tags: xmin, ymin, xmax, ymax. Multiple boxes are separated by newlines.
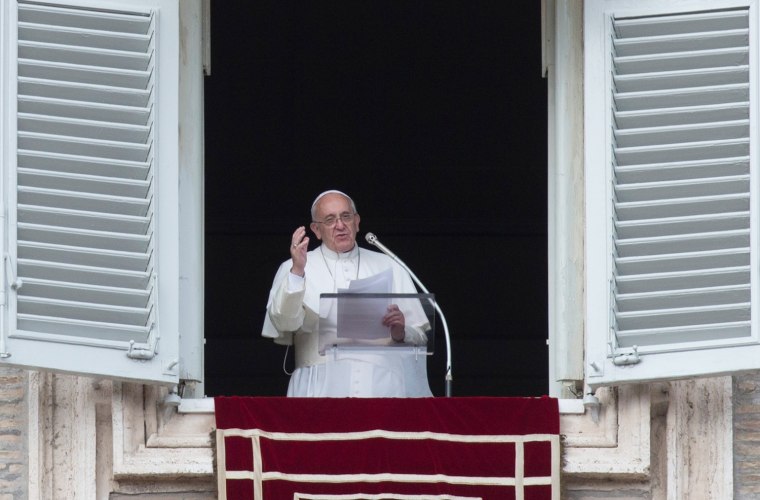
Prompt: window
<box><xmin>585</xmin><ymin>0</ymin><xmax>760</xmax><ymax>386</ymax></box>
<box><xmin>0</xmin><ymin>0</ymin><xmax>194</xmax><ymax>384</ymax></box>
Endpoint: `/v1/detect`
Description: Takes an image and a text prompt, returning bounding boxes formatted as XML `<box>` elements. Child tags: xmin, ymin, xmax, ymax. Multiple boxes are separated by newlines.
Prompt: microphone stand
<box><xmin>365</xmin><ymin>232</ymin><xmax>453</xmax><ymax>397</ymax></box>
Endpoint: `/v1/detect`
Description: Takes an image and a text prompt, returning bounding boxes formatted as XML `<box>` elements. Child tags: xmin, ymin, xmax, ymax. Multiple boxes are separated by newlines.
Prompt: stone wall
<box><xmin>563</xmin><ymin>378</ymin><xmax>733</xmax><ymax>499</ymax></box>
<box><xmin>734</xmin><ymin>372</ymin><xmax>760</xmax><ymax>499</ymax></box>
<box><xmin>0</xmin><ymin>369</ymin><xmax>26</xmax><ymax>500</ymax></box>
<box><xmin>0</xmin><ymin>367</ymin><xmax>751</xmax><ymax>499</ymax></box>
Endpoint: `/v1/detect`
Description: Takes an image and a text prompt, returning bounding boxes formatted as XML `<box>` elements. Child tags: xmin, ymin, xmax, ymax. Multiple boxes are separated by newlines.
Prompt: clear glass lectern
<box><xmin>318</xmin><ymin>292</ymin><xmax>435</xmax><ymax>397</ymax></box>
<box><xmin>319</xmin><ymin>293</ymin><xmax>435</xmax><ymax>354</ymax></box>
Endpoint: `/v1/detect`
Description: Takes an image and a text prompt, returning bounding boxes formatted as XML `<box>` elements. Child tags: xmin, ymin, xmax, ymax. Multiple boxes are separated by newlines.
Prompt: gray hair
<box><xmin>310</xmin><ymin>190</ymin><xmax>358</xmax><ymax>220</ymax></box>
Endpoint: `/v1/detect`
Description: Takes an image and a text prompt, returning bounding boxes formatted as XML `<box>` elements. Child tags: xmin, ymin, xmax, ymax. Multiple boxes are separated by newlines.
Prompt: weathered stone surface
<box><xmin>0</xmin><ymin>370</ymin><xmax>25</xmax><ymax>499</ymax></box>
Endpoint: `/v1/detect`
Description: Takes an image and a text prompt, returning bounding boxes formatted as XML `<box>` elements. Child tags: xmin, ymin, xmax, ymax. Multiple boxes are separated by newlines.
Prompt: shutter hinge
<box><xmin>612</xmin><ymin>345</ymin><xmax>640</xmax><ymax>366</ymax></box>
<box><xmin>126</xmin><ymin>340</ymin><xmax>156</xmax><ymax>360</ymax></box>
<box><xmin>126</xmin><ymin>324</ymin><xmax>158</xmax><ymax>360</ymax></box>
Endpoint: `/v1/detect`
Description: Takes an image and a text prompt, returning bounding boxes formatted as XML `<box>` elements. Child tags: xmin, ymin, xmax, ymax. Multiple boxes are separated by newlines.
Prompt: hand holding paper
<box><xmin>383</xmin><ymin>304</ymin><xmax>406</xmax><ymax>341</ymax></box>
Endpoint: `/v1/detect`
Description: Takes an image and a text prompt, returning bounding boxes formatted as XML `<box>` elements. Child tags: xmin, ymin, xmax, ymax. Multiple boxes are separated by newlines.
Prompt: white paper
<box><xmin>336</xmin><ymin>269</ymin><xmax>393</xmax><ymax>339</ymax></box>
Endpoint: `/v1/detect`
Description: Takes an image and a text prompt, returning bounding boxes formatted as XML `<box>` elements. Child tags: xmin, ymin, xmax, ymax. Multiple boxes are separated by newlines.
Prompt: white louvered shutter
<box><xmin>585</xmin><ymin>0</ymin><xmax>760</xmax><ymax>387</ymax></box>
<box><xmin>0</xmin><ymin>0</ymin><xmax>180</xmax><ymax>383</ymax></box>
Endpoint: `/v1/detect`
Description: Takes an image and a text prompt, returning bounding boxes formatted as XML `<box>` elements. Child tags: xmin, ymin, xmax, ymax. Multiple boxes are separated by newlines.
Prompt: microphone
<box><xmin>364</xmin><ymin>232</ymin><xmax>453</xmax><ymax>397</ymax></box>
<box><xmin>364</xmin><ymin>232</ymin><xmax>398</xmax><ymax>259</ymax></box>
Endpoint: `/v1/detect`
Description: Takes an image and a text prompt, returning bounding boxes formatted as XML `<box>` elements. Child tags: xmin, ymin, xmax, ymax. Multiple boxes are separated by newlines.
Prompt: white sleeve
<box><xmin>269</xmin><ymin>275</ymin><xmax>306</xmax><ymax>333</ymax></box>
<box><xmin>287</xmin><ymin>271</ymin><xmax>305</xmax><ymax>292</ymax></box>
<box><xmin>262</xmin><ymin>263</ymin><xmax>307</xmax><ymax>344</ymax></box>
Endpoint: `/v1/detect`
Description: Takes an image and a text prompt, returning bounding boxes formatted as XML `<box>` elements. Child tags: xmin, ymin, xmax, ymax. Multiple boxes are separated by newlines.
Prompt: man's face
<box><xmin>310</xmin><ymin>193</ymin><xmax>361</xmax><ymax>253</ymax></box>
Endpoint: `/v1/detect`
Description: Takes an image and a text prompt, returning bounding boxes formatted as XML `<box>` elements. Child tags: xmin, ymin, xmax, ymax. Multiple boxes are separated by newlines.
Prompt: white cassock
<box><xmin>262</xmin><ymin>244</ymin><xmax>433</xmax><ymax>397</ymax></box>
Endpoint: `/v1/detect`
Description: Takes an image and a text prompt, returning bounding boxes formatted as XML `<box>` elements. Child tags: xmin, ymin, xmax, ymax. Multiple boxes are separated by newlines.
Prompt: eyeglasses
<box><xmin>313</xmin><ymin>212</ymin><xmax>356</xmax><ymax>227</ymax></box>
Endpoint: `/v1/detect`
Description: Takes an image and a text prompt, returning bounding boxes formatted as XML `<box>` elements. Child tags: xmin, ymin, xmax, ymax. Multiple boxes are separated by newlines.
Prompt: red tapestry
<box><xmin>215</xmin><ymin>397</ymin><xmax>559</xmax><ymax>500</ymax></box>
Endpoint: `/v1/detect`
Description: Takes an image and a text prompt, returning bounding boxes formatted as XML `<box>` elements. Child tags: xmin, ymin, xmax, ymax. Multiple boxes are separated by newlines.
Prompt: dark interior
<box><xmin>203</xmin><ymin>1</ymin><xmax>548</xmax><ymax>397</ymax></box>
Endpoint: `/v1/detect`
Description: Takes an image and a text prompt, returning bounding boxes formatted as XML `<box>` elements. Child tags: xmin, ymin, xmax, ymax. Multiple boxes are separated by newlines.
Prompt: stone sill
<box><xmin>178</xmin><ymin>396</ymin><xmax>587</xmax><ymax>414</ymax></box>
